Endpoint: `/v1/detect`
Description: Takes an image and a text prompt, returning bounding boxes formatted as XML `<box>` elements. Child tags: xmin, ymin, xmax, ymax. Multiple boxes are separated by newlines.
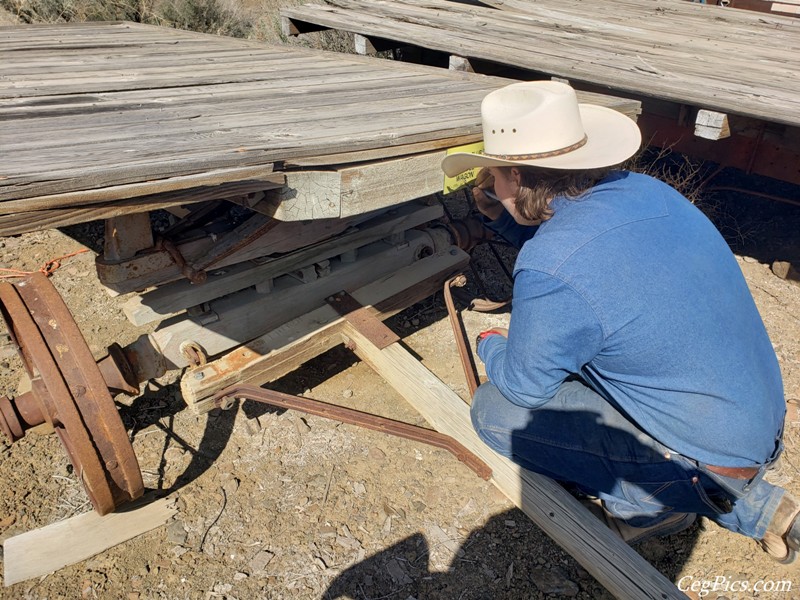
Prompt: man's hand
<box><xmin>472</xmin><ymin>168</ymin><xmax>505</xmax><ymax>221</ymax></box>
<box><xmin>476</xmin><ymin>327</ymin><xmax>508</xmax><ymax>349</ymax></box>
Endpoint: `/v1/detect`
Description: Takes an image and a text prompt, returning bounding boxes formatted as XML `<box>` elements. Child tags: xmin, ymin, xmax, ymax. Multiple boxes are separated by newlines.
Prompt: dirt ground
<box><xmin>0</xmin><ymin>170</ymin><xmax>798</xmax><ymax>600</ymax></box>
<box><xmin>1</xmin><ymin>6</ymin><xmax>800</xmax><ymax>596</ymax></box>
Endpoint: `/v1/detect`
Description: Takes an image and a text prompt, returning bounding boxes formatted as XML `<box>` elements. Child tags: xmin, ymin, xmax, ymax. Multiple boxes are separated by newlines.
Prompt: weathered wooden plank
<box><xmin>0</xmin><ymin>166</ymin><xmax>281</xmax><ymax>214</ymax></box>
<box><xmin>180</xmin><ymin>243</ymin><xmax>470</xmax><ymax>411</ymax></box>
<box><xmin>342</xmin><ymin>322</ymin><xmax>686</xmax><ymax>600</ymax></box>
<box><xmin>1</xmin><ymin>106</ymin><xmax>488</xmax><ymax>199</ymax></box>
<box><xmin>2</xmin><ymin>495</ymin><xmax>176</xmax><ymax>586</ymax></box>
<box><xmin>476</xmin><ymin>0</ymin><xmax>799</xmax><ymax>30</ymax></box>
<box><xmin>262</xmin><ymin>150</ymin><xmax>456</xmax><ymax>221</ymax></box>
<box><xmin>0</xmin><ymin>178</ymin><xmax>280</xmax><ymax>238</ymax></box>
<box><xmin>0</xmin><ymin>73</ymin><xmax>449</xmax><ymax>121</ymax></box>
<box><xmin>309</xmin><ymin>0</ymin><xmax>800</xmax><ymax>60</ymax></box>
<box><xmin>281</xmin><ymin>0</ymin><xmax>800</xmax><ymax>126</ymax></box>
<box><xmin>0</xmin><ymin>21</ymin><xmax>641</xmax><ymax>231</ymax></box>
<box><xmin>148</xmin><ymin>230</ymin><xmax>441</xmax><ymax>368</ymax></box>
<box><xmin>1</xmin><ymin>80</ymin><xmax>493</xmax><ymax>148</ymax></box>
<box><xmin>122</xmin><ymin>203</ymin><xmax>443</xmax><ymax>325</ymax></box>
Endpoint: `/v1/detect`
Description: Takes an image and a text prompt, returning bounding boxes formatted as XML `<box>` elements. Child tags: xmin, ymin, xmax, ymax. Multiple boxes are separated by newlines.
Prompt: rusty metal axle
<box><xmin>214</xmin><ymin>383</ymin><xmax>492</xmax><ymax>480</ymax></box>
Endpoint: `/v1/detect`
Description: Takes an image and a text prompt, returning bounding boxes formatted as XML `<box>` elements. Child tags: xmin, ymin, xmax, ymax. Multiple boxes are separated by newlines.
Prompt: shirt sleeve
<box><xmin>481</xmin><ymin>211</ymin><xmax>538</xmax><ymax>249</ymax></box>
<box><xmin>477</xmin><ymin>269</ymin><xmax>605</xmax><ymax>408</ymax></box>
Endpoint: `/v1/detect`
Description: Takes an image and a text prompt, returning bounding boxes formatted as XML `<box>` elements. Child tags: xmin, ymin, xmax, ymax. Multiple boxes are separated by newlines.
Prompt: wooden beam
<box><xmin>0</xmin><ymin>166</ymin><xmax>282</xmax><ymax>215</ymax></box>
<box><xmin>341</xmin><ymin>323</ymin><xmax>686</xmax><ymax>600</ymax></box>
<box><xmin>0</xmin><ymin>175</ymin><xmax>285</xmax><ymax>238</ymax></box>
<box><xmin>255</xmin><ymin>150</ymin><xmax>452</xmax><ymax>221</ymax></box>
<box><xmin>103</xmin><ymin>213</ymin><xmax>154</xmax><ymax>262</ymax></box>
<box><xmin>123</xmin><ymin>202</ymin><xmax>442</xmax><ymax>326</ymax></box>
<box><xmin>354</xmin><ymin>34</ymin><xmax>404</xmax><ymax>55</ymax></box>
<box><xmin>3</xmin><ymin>495</ymin><xmax>176</xmax><ymax>587</ymax></box>
<box><xmin>449</xmin><ymin>55</ymin><xmax>475</xmax><ymax>73</ymax></box>
<box><xmin>181</xmin><ymin>244</ymin><xmax>470</xmax><ymax>411</ymax></box>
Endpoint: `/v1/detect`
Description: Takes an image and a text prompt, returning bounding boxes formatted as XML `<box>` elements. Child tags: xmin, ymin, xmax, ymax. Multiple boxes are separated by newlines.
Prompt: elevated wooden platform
<box><xmin>283</xmin><ymin>0</ymin><xmax>800</xmax><ymax>183</ymax></box>
<box><xmin>0</xmin><ymin>21</ymin><xmax>640</xmax><ymax>236</ymax></box>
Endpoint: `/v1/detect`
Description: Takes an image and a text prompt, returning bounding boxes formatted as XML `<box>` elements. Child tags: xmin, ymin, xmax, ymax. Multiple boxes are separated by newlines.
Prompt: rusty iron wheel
<box><xmin>0</xmin><ymin>274</ymin><xmax>143</xmax><ymax>514</ymax></box>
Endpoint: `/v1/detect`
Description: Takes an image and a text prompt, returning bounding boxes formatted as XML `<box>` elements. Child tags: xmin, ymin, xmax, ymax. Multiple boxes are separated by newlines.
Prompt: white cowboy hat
<box><xmin>441</xmin><ymin>81</ymin><xmax>641</xmax><ymax>176</ymax></box>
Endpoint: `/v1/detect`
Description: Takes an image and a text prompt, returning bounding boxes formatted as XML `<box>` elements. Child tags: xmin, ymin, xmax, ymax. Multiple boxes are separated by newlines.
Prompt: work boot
<box><xmin>580</xmin><ymin>497</ymin><xmax>697</xmax><ymax>545</ymax></box>
<box><xmin>760</xmin><ymin>492</ymin><xmax>800</xmax><ymax>564</ymax></box>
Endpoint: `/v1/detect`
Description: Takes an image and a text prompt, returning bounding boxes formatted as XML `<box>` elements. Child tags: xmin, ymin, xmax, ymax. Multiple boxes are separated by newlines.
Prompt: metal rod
<box><xmin>443</xmin><ymin>275</ymin><xmax>481</xmax><ymax>397</ymax></box>
<box><xmin>213</xmin><ymin>383</ymin><xmax>491</xmax><ymax>480</ymax></box>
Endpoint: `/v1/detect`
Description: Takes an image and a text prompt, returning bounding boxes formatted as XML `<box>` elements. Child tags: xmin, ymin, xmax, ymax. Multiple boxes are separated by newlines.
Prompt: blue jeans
<box><xmin>471</xmin><ymin>379</ymin><xmax>785</xmax><ymax>539</ymax></box>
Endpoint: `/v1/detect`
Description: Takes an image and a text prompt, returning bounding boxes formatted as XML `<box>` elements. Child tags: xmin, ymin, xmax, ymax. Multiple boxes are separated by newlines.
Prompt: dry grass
<box><xmin>627</xmin><ymin>146</ymin><xmax>763</xmax><ymax>250</ymax></box>
<box><xmin>626</xmin><ymin>145</ymin><xmax>708</xmax><ymax>205</ymax></box>
<box><xmin>0</xmin><ymin>0</ymin><xmax>352</xmax><ymax>47</ymax></box>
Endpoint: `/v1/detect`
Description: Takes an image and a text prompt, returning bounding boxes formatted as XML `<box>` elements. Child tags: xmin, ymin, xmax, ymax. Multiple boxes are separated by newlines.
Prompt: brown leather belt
<box><xmin>705</xmin><ymin>464</ymin><xmax>760</xmax><ymax>480</ymax></box>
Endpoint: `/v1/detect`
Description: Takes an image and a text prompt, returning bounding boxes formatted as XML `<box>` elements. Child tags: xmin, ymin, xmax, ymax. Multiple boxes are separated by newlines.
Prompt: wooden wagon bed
<box><xmin>282</xmin><ymin>0</ymin><xmax>800</xmax><ymax>183</ymax></box>
<box><xmin>0</xmin><ymin>21</ymin><xmax>641</xmax><ymax>236</ymax></box>
<box><xmin>283</xmin><ymin>0</ymin><xmax>800</xmax><ymax>125</ymax></box>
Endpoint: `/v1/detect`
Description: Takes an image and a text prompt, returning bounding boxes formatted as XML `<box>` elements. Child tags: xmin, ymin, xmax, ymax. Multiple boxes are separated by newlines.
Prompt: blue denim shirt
<box><xmin>478</xmin><ymin>171</ymin><xmax>785</xmax><ymax>467</ymax></box>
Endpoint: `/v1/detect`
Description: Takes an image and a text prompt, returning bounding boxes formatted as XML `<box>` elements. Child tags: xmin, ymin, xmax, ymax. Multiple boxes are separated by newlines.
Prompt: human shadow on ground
<box><xmin>323</xmin><ymin>510</ymin><xmax>701</xmax><ymax>599</ymax></box>
<box><xmin>323</xmin><ymin>408</ymin><xmax>722</xmax><ymax>599</ymax></box>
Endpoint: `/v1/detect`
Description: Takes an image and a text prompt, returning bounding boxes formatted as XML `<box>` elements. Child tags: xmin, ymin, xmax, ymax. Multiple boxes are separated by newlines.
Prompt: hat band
<box><xmin>484</xmin><ymin>135</ymin><xmax>588</xmax><ymax>161</ymax></box>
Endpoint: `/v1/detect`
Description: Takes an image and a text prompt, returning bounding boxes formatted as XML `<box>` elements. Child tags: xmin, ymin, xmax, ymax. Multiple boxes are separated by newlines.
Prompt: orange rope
<box><xmin>0</xmin><ymin>248</ymin><xmax>90</xmax><ymax>279</ymax></box>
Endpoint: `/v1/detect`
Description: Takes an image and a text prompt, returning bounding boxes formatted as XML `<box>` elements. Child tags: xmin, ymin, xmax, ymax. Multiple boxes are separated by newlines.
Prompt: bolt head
<box><xmin>194</xmin><ymin>371</ymin><xmax>205</xmax><ymax>380</ymax></box>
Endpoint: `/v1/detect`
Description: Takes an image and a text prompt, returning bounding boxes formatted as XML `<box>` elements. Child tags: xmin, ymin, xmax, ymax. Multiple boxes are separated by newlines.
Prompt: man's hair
<box><xmin>506</xmin><ymin>166</ymin><xmax>613</xmax><ymax>222</ymax></box>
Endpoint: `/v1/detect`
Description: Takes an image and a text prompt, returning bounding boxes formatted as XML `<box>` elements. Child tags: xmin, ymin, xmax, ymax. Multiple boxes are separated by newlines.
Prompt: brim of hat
<box><xmin>441</xmin><ymin>104</ymin><xmax>642</xmax><ymax>177</ymax></box>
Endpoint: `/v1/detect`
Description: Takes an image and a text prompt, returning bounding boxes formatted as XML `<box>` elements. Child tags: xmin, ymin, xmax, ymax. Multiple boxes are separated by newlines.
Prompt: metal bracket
<box><xmin>326</xmin><ymin>291</ymin><xmax>399</xmax><ymax>350</ymax></box>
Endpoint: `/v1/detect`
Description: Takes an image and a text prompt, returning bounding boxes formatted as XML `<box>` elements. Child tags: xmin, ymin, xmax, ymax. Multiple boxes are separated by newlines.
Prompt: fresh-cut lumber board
<box><xmin>342</xmin><ymin>322</ymin><xmax>687</xmax><ymax>600</ymax></box>
<box><xmin>3</xmin><ymin>495</ymin><xmax>177</xmax><ymax>587</ymax></box>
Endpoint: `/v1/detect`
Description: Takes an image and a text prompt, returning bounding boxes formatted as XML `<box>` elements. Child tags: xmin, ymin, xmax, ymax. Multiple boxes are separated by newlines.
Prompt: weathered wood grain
<box><xmin>282</xmin><ymin>0</ymin><xmax>800</xmax><ymax>126</ymax></box>
<box><xmin>0</xmin><ymin>20</ymin><xmax>640</xmax><ymax>231</ymax></box>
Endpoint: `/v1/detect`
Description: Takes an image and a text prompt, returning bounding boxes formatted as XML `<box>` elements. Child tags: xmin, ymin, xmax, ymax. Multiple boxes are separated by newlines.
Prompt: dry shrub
<box><xmin>626</xmin><ymin>145</ymin><xmax>708</xmax><ymax>205</ymax></box>
<box><xmin>1</xmin><ymin>0</ymin><xmax>253</xmax><ymax>36</ymax></box>
<box><xmin>627</xmin><ymin>146</ymin><xmax>759</xmax><ymax>249</ymax></box>
<box><xmin>154</xmin><ymin>0</ymin><xmax>251</xmax><ymax>36</ymax></box>
<box><xmin>2</xmin><ymin>0</ymin><xmax>353</xmax><ymax>46</ymax></box>
<box><xmin>2</xmin><ymin>0</ymin><xmax>143</xmax><ymax>22</ymax></box>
